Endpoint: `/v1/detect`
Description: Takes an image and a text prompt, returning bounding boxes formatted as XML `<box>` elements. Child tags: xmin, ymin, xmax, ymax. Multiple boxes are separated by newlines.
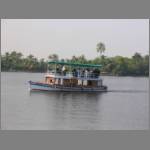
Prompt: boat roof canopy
<box><xmin>48</xmin><ymin>61</ymin><xmax>102</xmax><ymax>68</ymax></box>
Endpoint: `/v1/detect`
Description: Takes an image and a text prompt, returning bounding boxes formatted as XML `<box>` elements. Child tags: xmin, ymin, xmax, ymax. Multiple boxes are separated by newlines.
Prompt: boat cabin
<box><xmin>44</xmin><ymin>61</ymin><xmax>103</xmax><ymax>88</ymax></box>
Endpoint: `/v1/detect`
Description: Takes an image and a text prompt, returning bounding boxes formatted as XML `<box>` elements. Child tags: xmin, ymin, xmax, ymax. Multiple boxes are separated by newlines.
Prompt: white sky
<box><xmin>1</xmin><ymin>19</ymin><xmax>149</xmax><ymax>60</ymax></box>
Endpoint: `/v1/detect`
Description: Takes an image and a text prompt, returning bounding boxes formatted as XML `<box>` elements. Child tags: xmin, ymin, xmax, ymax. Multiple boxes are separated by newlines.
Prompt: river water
<box><xmin>1</xmin><ymin>72</ymin><xmax>149</xmax><ymax>130</ymax></box>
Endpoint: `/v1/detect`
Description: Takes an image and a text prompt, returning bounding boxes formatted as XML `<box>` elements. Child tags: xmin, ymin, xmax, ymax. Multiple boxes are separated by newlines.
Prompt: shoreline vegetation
<box><xmin>1</xmin><ymin>51</ymin><xmax>149</xmax><ymax>76</ymax></box>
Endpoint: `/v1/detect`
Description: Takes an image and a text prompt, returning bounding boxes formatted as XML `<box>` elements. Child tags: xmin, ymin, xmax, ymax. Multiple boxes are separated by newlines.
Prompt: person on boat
<box><xmin>75</xmin><ymin>69</ymin><xmax>78</xmax><ymax>77</ymax></box>
<box><xmin>81</xmin><ymin>69</ymin><xmax>85</xmax><ymax>77</ymax></box>
<box><xmin>93</xmin><ymin>68</ymin><xmax>100</xmax><ymax>78</ymax></box>
<box><xmin>56</xmin><ymin>66</ymin><xmax>61</xmax><ymax>74</ymax></box>
<box><xmin>77</xmin><ymin>69</ymin><xmax>81</xmax><ymax>77</ymax></box>
<box><xmin>72</xmin><ymin>68</ymin><xmax>78</xmax><ymax>77</ymax></box>
<box><xmin>85</xmin><ymin>69</ymin><xmax>88</xmax><ymax>78</ymax></box>
<box><xmin>62</xmin><ymin>66</ymin><xmax>66</xmax><ymax>75</ymax></box>
<box><xmin>72</xmin><ymin>68</ymin><xmax>75</xmax><ymax>76</ymax></box>
<box><xmin>89</xmin><ymin>70</ymin><xmax>93</xmax><ymax>78</ymax></box>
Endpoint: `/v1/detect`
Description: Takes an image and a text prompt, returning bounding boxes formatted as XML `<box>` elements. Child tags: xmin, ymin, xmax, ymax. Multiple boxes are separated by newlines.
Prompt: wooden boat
<box><xmin>28</xmin><ymin>61</ymin><xmax>107</xmax><ymax>92</ymax></box>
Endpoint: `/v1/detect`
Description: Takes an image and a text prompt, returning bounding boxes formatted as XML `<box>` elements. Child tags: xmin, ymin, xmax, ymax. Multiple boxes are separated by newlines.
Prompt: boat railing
<box><xmin>46</xmin><ymin>71</ymin><xmax>101</xmax><ymax>79</ymax></box>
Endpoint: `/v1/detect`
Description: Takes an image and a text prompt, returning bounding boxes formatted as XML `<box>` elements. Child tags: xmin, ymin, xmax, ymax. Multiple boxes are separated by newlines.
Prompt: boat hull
<box><xmin>28</xmin><ymin>81</ymin><xmax>107</xmax><ymax>92</ymax></box>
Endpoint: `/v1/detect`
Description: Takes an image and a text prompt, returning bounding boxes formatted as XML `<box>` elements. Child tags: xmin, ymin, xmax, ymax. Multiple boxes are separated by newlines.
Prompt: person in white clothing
<box><xmin>85</xmin><ymin>70</ymin><xmax>88</xmax><ymax>78</ymax></box>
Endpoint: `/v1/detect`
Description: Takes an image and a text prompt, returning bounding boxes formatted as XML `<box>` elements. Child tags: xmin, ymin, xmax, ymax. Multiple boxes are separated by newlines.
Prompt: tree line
<box><xmin>1</xmin><ymin>51</ymin><xmax>149</xmax><ymax>76</ymax></box>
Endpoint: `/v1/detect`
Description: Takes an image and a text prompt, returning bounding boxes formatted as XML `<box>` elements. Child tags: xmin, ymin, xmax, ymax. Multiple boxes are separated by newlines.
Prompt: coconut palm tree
<box><xmin>96</xmin><ymin>42</ymin><xmax>106</xmax><ymax>57</ymax></box>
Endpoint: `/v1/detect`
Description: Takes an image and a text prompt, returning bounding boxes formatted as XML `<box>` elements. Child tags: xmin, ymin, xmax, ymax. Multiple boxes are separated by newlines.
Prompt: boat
<box><xmin>28</xmin><ymin>61</ymin><xmax>107</xmax><ymax>92</ymax></box>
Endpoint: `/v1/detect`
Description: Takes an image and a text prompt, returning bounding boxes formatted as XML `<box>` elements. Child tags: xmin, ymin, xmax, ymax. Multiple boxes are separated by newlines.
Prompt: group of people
<box><xmin>55</xmin><ymin>65</ymin><xmax>100</xmax><ymax>78</ymax></box>
<box><xmin>72</xmin><ymin>68</ymin><xmax>100</xmax><ymax>78</ymax></box>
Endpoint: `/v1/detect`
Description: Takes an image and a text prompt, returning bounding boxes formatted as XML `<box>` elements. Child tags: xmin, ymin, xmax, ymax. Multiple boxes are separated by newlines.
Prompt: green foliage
<box><xmin>1</xmin><ymin>51</ymin><xmax>47</xmax><ymax>72</ymax></box>
<box><xmin>1</xmin><ymin>51</ymin><xmax>149</xmax><ymax>76</ymax></box>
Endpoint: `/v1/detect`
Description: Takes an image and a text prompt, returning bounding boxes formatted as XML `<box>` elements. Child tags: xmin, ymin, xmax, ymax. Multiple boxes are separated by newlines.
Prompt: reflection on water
<box><xmin>1</xmin><ymin>72</ymin><xmax>149</xmax><ymax>130</ymax></box>
<box><xmin>29</xmin><ymin>91</ymin><xmax>103</xmax><ymax>129</ymax></box>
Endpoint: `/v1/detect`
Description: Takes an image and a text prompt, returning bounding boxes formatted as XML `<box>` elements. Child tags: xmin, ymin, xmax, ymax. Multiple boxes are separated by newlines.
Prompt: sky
<box><xmin>1</xmin><ymin>19</ymin><xmax>149</xmax><ymax>60</ymax></box>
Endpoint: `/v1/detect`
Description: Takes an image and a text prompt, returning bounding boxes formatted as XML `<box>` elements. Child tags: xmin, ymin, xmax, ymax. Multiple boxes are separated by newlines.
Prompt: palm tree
<box><xmin>96</xmin><ymin>42</ymin><xmax>106</xmax><ymax>57</ymax></box>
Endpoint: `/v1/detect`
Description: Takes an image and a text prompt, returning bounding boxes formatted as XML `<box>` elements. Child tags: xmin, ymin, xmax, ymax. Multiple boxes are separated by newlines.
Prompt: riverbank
<box><xmin>1</xmin><ymin>51</ymin><xmax>149</xmax><ymax>76</ymax></box>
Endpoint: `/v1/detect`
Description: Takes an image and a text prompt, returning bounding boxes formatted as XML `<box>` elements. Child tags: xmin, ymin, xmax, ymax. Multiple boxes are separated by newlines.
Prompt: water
<box><xmin>1</xmin><ymin>72</ymin><xmax>149</xmax><ymax>130</ymax></box>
